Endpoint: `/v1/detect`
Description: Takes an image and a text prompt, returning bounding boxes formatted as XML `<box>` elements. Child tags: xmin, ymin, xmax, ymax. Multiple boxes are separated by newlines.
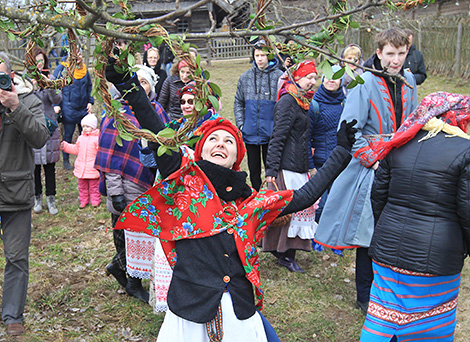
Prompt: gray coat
<box><xmin>33</xmin><ymin>88</ymin><xmax>62</xmax><ymax>165</ymax></box>
<box><xmin>0</xmin><ymin>74</ymin><xmax>49</xmax><ymax>211</ymax></box>
<box><xmin>105</xmin><ymin>172</ymin><xmax>150</xmax><ymax>215</ymax></box>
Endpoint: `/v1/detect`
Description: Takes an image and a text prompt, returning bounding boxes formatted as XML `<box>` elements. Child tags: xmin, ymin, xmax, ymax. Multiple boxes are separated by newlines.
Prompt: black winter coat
<box><xmin>370</xmin><ymin>130</ymin><xmax>470</xmax><ymax>275</ymax></box>
<box><xmin>404</xmin><ymin>45</ymin><xmax>427</xmax><ymax>85</ymax></box>
<box><xmin>265</xmin><ymin>94</ymin><xmax>311</xmax><ymax>177</ymax></box>
<box><xmin>157</xmin><ymin>75</ymin><xmax>186</xmax><ymax>120</ymax></box>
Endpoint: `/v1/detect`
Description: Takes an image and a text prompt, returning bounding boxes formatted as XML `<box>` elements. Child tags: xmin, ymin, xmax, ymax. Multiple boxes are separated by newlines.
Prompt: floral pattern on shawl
<box><xmin>115</xmin><ymin>147</ymin><xmax>294</xmax><ymax>310</ymax></box>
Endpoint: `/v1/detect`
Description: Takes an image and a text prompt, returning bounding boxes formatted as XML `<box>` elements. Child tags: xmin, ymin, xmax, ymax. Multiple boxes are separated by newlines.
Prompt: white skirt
<box><xmin>282</xmin><ymin>170</ymin><xmax>319</xmax><ymax>239</ymax></box>
<box><xmin>125</xmin><ymin>230</ymin><xmax>155</xmax><ymax>279</ymax></box>
<box><xmin>156</xmin><ymin>292</ymin><xmax>268</xmax><ymax>342</ymax></box>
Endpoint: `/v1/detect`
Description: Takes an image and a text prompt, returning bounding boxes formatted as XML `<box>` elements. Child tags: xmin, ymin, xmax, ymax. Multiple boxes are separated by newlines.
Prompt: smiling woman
<box><xmin>105</xmin><ymin>56</ymin><xmax>357</xmax><ymax>342</ymax></box>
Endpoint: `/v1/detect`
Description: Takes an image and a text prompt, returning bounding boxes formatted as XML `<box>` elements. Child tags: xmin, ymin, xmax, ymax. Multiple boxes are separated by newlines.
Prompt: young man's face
<box><xmin>254</xmin><ymin>49</ymin><xmax>269</xmax><ymax>71</ymax></box>
<box><xmin>376</xmin><ymin>43</ymin><xmax>408</xmax><ymax>75</ymax></box>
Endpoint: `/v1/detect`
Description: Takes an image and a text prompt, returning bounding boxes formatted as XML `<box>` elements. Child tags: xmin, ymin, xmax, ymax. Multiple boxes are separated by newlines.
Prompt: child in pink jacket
<box><xmin>61</xmin><ymin>114</ymin><xmax>101</xmax><ymax>208</ymax></box>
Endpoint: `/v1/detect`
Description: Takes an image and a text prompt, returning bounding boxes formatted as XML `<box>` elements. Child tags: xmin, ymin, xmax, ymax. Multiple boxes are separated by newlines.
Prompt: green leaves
<box><xmin>149</xmin><ymin>36</ymin><xmax>164</xmax><ymax>47</ymax></box>
<box><xmin>208</xmin><ymin>95</ymin><xmax>219</xmax><ymax>112</ymax></box>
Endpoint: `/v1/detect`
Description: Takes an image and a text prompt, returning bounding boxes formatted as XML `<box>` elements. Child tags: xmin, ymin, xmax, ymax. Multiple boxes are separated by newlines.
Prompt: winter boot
<box><xmin>125</xmin><ymin>276</ymin><xmax>149</xmax><ymax>303</ymax></box>
<box><xmin>63</xmin><ymin>160</ymin><xmax>73</xmax><ymax>170</ymax></box>
<box><xmin>46</xmin><ymin>195</ymin><xmax>58</xmax><ymax>215</ymax></box>
<box><xmin>106</xmin><ymin>262</ymin><xmax>128</xmax><ymax>288</ymax></box>
<box><xmin>33</xmin><ymin>195</ymin><xmax>43</xmax><ymax>213</ymax></box>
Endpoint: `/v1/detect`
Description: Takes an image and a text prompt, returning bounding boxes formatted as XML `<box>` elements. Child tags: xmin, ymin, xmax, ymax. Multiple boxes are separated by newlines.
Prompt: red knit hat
<box><xmin>194</xmin><ymin>117</ymin><xmax>246</xmax><ymax>171</ymax></box>
<box><xmin>291</xmin><ymin>60</ymin><xmax>317</xmax><ymax>81</ymax></box>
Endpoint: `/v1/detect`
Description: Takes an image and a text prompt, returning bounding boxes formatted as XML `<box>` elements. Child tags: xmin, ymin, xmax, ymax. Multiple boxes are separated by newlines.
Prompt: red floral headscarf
<box><xmin>193</xmin><ymin>117</ymin><xmax>246</xmax><ymax>171</ymax></box>
<box><xmin>371</xmin><ymin>92</ymin><xmax>470</xmax><ymax>160</ymax></box>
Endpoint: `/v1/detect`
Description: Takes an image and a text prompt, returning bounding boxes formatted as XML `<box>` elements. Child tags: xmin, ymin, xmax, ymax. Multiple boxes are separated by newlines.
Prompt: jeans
<box><xmin>0</xmin><ymin>209</ymin><xmax>32</xmax><ymax>324</ymax></box>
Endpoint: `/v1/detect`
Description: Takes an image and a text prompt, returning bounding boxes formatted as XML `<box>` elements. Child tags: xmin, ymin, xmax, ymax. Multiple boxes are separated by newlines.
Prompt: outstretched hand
<box><xmin>336</xmin><ymin>119</ymin><xmax>358</xmax><ymax>152</ymax></box>
<box><xmin>105</xmin><ymin>47</ymin><xmax>132</xmax><ymax>85</ymax></box>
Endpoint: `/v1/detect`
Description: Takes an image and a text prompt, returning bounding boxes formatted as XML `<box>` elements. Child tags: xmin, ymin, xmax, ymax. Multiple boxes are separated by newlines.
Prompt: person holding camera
<box><xmin>0</xmin><ymin>52</ymin><xmax>49</xmax><ymax>336</ymax></box>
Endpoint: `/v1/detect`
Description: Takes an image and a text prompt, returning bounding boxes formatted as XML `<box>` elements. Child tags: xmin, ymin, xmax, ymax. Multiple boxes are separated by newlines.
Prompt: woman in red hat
<box><xmin>106</xmin><ymin>59</ymin><xmax>356</xmax><ymax>342</ymax></box>
<box><xmin>263</xmin><ymin>60</ymin><xmax>319</xmax><ymax>273</ymax></box>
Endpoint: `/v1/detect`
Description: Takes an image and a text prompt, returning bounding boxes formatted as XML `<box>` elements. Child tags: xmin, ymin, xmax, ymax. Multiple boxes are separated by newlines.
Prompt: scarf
<box><xmin>60</xmin><ymin>61</ymin><xmax>87</xmax><ymax>79</ymax></box>
<box><xmin>115</xmin><ymin>146</ymin><xmax>294</xmax><ymax>311</ymax></box>
<box><xmin>371</xmin><ymin>92</ymin><xmax>470</xmax><ymax>160</ymax></box>
<box><xmin>278</xmin><ymin>82</ymin><xmax>314</xmax><ymax>110</ymax></box>
<box><xmin>94</xmin><ymin>101</ymin><xmax>155</xmax><ymax>192</ymax></box>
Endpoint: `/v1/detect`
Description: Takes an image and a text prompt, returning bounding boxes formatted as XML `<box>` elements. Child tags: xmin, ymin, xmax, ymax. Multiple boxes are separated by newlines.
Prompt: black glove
<box><xmin>105</xmin><ymin>47</ymin><xmax>132</xmax><ymax>85</ymax></box>
<box><xmin>111</xmin><ymin>194</ymin><xmax>127</xmax><ymax>212</ymax></box>
<box><xmin>336</xmin><ymin>119</ymin><xmax>358</xmax><ymax>152</ymax></box>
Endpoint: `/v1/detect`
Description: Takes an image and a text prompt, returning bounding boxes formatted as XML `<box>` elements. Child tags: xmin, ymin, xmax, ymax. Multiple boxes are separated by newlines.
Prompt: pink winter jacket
<box><xmin>62</xmin><ymin>129</ymin><xmax>100</xmax><ymax>179</ymax></box>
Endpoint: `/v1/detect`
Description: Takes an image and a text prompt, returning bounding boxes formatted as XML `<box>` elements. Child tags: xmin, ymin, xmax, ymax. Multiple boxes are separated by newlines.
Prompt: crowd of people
<box><xmin>1</xmin><ymin>25</ymin><xmax>469</xmax><ymax>342</ymax></box>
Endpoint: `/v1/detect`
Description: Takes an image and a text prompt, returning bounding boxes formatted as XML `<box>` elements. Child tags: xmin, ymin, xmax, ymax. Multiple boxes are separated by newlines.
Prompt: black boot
<box><xmin>125</xmin><ymin>276</ymin><xmax>149</xmax><ymax>303</ymax></box>
<box><xmin>106</xmin><ymin>263</ymin><xmax>128</xmax><ymax>288</ymax></box>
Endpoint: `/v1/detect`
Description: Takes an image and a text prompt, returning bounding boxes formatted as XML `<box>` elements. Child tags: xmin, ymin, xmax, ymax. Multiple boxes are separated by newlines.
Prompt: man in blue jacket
<box><xmin>314</xmin><ymin>28</ymin><xmax>418</xmax><ymax>315</ymax></box>
<box><xmin>234</xmin><ymin>39</ymin><xmax>283</xmax><ymax>191</ymax></box>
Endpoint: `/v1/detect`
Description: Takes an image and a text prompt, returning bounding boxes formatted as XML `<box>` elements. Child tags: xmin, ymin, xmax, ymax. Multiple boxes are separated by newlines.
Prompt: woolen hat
<box><xmin>81</xmin><ymin>114</ymin><xmax>98</xmax><ymax>130</ymax></box>
<box><xmin>291</xmin><ymin>60</ymin><xmax>317</xmax><ymax>81</ymax></box>
<box><xmin>136</xmin><ymin>64</ymin><xmax>157</xmax><ymax>91</ymax></box>
<box><xmin>193</xmin><ymin>117</ymin><xmax>246</xmax><ymax>171</ymax></box>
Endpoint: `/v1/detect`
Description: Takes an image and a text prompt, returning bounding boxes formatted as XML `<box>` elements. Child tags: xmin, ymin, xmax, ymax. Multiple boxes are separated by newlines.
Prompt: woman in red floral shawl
<box><xmin>106</xmin><ymin>60</ymin><xmax>356</xmax><ymax>342</ymax></box>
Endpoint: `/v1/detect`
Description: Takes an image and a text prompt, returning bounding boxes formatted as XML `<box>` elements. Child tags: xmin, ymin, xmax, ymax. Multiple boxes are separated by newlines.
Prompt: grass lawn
<box><xmin>1</xmin><ymin>59</ymin><xmax>469</xmax><ymax>341</ymax></box>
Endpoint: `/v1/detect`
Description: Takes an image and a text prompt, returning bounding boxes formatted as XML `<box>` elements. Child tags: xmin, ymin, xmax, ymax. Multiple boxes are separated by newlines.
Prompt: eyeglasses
<box><xmin>180</xmin><ymin>99</ymin><xmax>194</xmax><ymax>105</ymax></box>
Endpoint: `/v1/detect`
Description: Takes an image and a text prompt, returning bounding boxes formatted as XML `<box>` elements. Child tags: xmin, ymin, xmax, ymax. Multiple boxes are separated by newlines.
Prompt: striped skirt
<box><xmin>360</xmin><ymin>261</ymin><xmax>460</xmax><ymax>342</ymax></box>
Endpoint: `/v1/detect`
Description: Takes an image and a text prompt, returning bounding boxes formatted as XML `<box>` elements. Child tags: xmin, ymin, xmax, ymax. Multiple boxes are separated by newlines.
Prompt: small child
<box><xmin>61</xmin><ymin>114</ymin><xmax>101</xmax><ymax>208</ymax></box>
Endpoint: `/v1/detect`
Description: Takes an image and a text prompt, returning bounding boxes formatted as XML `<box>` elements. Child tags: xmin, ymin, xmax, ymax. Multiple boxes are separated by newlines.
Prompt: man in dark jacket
<box><xmin>404</xmin><ymin>29</ymin><xmax>427</xmax><ymax>85</ymax></box>
<box><xmin>0</xmin><ymin>52</ymin><xmax>49</xmax><ymax>336</ymax></box>
<box><xmin>233</xmin><ymin>39</ymin><xmax>283</xmax><ymax>191</ymax></box>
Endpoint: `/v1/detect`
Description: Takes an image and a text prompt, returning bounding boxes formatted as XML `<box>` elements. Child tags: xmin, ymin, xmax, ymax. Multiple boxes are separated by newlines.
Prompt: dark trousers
<box><xmin>62</xmin><ymin>122</ymin><xmax>82</xmax><ymax>162</ymax></box>
<box><xmin>245</xmin><ymin>143</ymin><xmax>268</xmax><ymax>191</ymax></box>
<box><xmin>111</xmin><ymin>214</ymin><xmax>126</xmax><ymax>271</ymax></box>
<box><xmin>0</xmin><ymin>209</ymin><xmax>32</xmax><ymax>324</ymax></box>
<box><xmin>355</xmin><ymin>247</ymin><xmax>373</xmax><ymax>303</ymax></box>
<box><xmin>34</xmin><ymin>163</ymin><xmax>56</xmax><ymax>196</ymax></box>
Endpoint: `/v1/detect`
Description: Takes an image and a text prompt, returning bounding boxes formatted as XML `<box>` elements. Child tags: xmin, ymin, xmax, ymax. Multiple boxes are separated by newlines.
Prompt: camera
<box><xmin>0</xmin><ymin>71</ymin><xmax>11</xmax><ymax>91</ymax></box>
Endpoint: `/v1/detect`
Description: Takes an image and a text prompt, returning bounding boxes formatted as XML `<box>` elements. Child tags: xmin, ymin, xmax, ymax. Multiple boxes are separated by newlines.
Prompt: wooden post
<box><xmin>418</xmin><ymin>21</ymin><xmax>422</xmax><ymax>52</ymax></box>
<box><xmin>455</xmin><ymin>20</ymin><xmax>462</xmax><ymax>76</ymax></box>
<box><xmin>206</xmin><ymin>38</ymin><xmax>212</xmax><ymax>67</ymax></box>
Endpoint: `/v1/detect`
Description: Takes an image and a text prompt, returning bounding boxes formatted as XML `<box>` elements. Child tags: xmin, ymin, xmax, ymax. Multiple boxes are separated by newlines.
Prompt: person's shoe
<box><xmin>46</xmin><ymin>195</ymin><xmax>58</xmax><ymax>215</ymax></box>
<box><xmin>79</xmin><ymin>202</ymin><xmax>88</xmax><ymax>209</ymax></box>
<box><xmin>63</xmin><ymin>160</ymin><xmax>73</xmax><ymax>170</ymax></box>
<box><xmin>355</xmin><ymin>300</ymin><xmax>369</xmax><ymax>315</ymax></box>
<box><xmin>33</xmin><ymin>194</ymin><xmax>43</xmax><ymax>213</ymax></box>
<box><xmin>291</xmin><ymin>259</ymin><xmax>305</xmax><ymax>273</ymax></box>
<box><xmin>278</xmin><ymin>257</ymin><xmax>297</xmax><ymax>272</ymax></box>
<box><xmin>125</xmin><ymin>276</ymin><xmax>149</xmax><ymax>303</ymax></box>
<box><xmin>106</xmin><ymin>263</ymin><xmax>128</xmax><ymax>288</ymax></box>
<box><xmin>6</xmin><ymin>322</ymin><xmax>25</xmax><ymax>336</ymax></box>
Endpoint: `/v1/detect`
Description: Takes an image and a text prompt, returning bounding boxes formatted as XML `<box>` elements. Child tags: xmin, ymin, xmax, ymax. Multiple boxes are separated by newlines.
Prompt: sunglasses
<box><xmin>180</xmin><ymin>99</ymin><xmax>194</xmax><ymax>105</ymax></box>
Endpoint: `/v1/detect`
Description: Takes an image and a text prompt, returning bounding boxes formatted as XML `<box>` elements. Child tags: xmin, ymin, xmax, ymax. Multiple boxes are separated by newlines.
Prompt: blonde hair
<box><xmin>343</xmin><ymin>46</ymin><xmax>361</xmax><ymax>61</ymax></box>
